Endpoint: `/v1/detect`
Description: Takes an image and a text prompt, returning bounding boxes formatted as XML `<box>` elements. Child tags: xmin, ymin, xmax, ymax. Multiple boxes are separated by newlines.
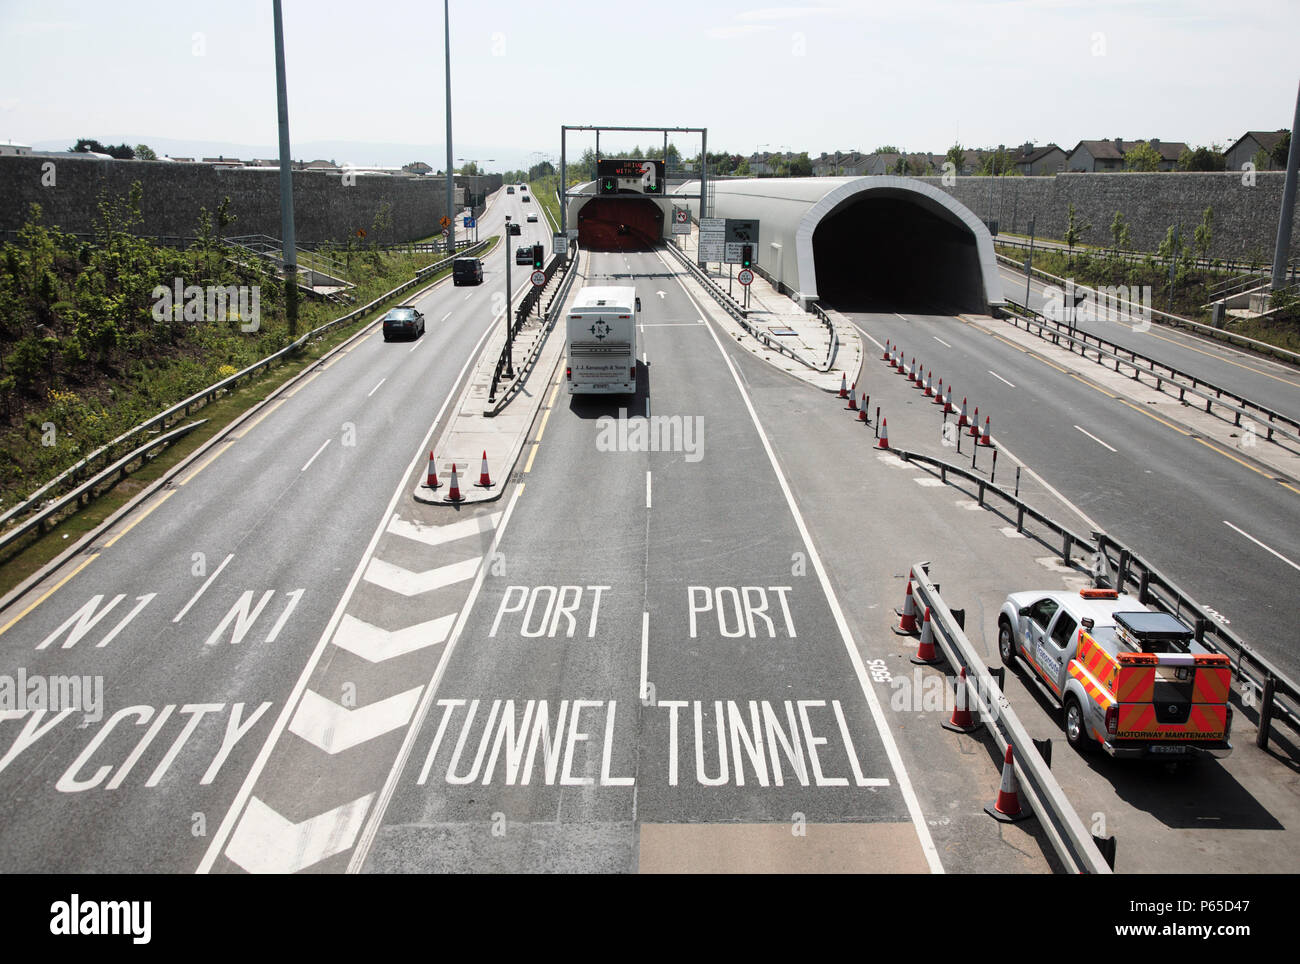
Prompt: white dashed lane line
<box><xmin>1073</xmin><ymin>424</ymin><xmax>1117</xmax><ymax>452</ymax></box>
<box><xmin>987</xmin><ymin>370</ymin><xmax>1016</xmax><ymax>388</ymax></box>
<box><xmin>301</xmin><ymin>438</ymin><xmax>332</xmax><ymax>472</ymax></box>
<box><xmin>1222</xmin><ymin>521</ymin><xmax>1300</xmax><ymax>573</ymax></box>
<box><xmin>368</xmin><ymin>378</ymin><xmax>386</xmax><ymax>397</ymax></box>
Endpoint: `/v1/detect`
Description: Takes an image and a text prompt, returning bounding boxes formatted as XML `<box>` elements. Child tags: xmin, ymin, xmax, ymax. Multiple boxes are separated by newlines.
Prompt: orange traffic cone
<box><xmin>846</xmin><ymin>384</ymin><xmax>858</xmax><ymax>411</ymax></box>
<box><xmin>893</xmin><ymin>351</ymin><xmax>904</xmax><ymax>372</ymax></box>
<box><xmin>858</xmin><ymin>400</ymin><xmax>868</xmax><ymax>423</ymax></box>
<box><xmin>923</xmin><ymin>371</ymin><xmax>934</xmax><ymax>396</ymax></box>
<box><xmin>979</xmin><ymin>416</ymin><xmax>992</xmax><ymax>446</ymax></box>
<box><xmin>933</xmin><ymin>378</ymin><xmax>945</xmax><ymax>405</ymax></box>
<box><xmin>883</xmin><ymin>340</ymin><xmax>891</xmax><ymax>361</ymax></box>
<box><xmin>892</xmin><ymin>579</ymin><xmax>918</xmax><ymax>635</ymax></box>
<box><xmin>943</xmin><ymin>667</ymin><xmax>982</xmax><ymax>733</ymax></box>
<box><xmin>478</xmin><ymin>451</ymin><xmax>492</xmax><ymax>487</ymax></box>
<box><xmin>424</xmin><ymin>452</ymin><xmax>440</xmax><ymax>489</ymax></box>
<box><xmin>943</xmin><ymin>389</ymin><xmax>955</xmax><ymax>414</ymax></box>
<box><xmin>969</xmin><ymin>406</ymin><xmax>981</xmax><ymax>437</ymax></box>
<box><xmin>911</xmin><ymin>607</ymin><xmax>942</xmax><ymax>664</ymax></box>
<box><xmin>447</xmin><ymin>463</ymin><xmax>463</xmax><ymax>502</ymax></box>
<box><xmin>985</xmin><ymin>745</ymin><xmax>1031</xmax><ymax>823</ymax></box>
<box><xmin>877</xmin><ymin>417</ymin><xmax>890</xmax><ymax>450</ymax></box>
<box><xmin>839</xmin><ymin>373</ymin><xmax>848</xmax><ymax>398</ymax></box>
<box><xmin>957</xmin><ymin>397</ymin><xmax>969</xmax><ymax>427</ymax></box>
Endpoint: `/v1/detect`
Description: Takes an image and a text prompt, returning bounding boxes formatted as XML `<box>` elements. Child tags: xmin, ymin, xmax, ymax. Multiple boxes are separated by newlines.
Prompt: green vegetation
<box><xmin>528</xmin><ymin>176</ymin><xmax>564</xmax><ymax>233</ymax></box>
<box><xmin>1177</xmin><ymin>144</ymin><xmax>1225</xmax><ymax>171</ymax></box>
<box><xmin>1124</xmin><ymin>141</ymin><xmax>1163</xmax><ymax>172</ymax></box>
<box><xmin>0</xmin><ymin>183</ymin><xmax>482</xmax><ymax>512</ymax></box>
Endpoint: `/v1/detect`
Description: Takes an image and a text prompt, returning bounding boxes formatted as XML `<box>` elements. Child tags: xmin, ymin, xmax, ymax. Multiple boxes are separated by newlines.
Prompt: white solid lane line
<box><xmin>408</xmin><ymin>340</ymin><xmax>422</xmax><ymax>353</ymax></box>
<box><xmin>988</xmin><ymin>370</ymin><xmax>1016</xmax><ymax>388</ymax></box>
<box><xmin>640</xmin><ymin>612</ymin><xmax>650</xmax><ymax>701</ymax></box>
<box><xmin>301</xmin><ymin>438</ymin><xmax>332</xmax><ymax>472</ymax></box>
<box><xmin>645</xmin><ymin>471</ymin><xmax>652</xmax><ymax>508</ymax></box>
<box><xmin>368</xmin><ymin>378</ymin><xmax>386</xmax><ymax>397</ymax></box>
<box><xmin>173</xmin><ymin>553</ymin><xmax>234</xmax><ymax>623</ymax></box>
<box><xmin>1223</xmin><ymin>521</ymin><xmax>1300</xmax><ymax>573</ymax></box>
<box><xmin>1073</xmin><ymin>424</ymin><xmax>1117</xmax><ymax>452</ymax></box>
<box><xmin>933</xmin><ymin>336</ymin><xmax>952</xmax><ymax>348</ymax></box>
<box><xmin>441</xmin><ymin>312</ymin><xmax>452</xmax><ymax>322</ymax></box>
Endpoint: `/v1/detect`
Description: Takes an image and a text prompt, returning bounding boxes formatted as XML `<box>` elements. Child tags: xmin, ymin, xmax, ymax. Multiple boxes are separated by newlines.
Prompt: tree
<box><xmin>788</xmin><ymin>152</ymin><xmax>812</xmax><ymax>177</ymax></box>
<box><xmin>873</xmin><ymin>145</ymin><xmax>899</xmax><ymax>154</ymax></box>
<box><xmin>1109</xmin><ymin>210</ymin><xmax>1131</xmax><ymax>253</ymax></box>
<box><xmin>1252</xmin><ymin>147</ymin><xmax>1271</xmax><ymax>172</ymax></box>
<box><xmin>1272</xmin><ymin>130</ymin><xmax>1291</xmax><ymax>168</ymax></box>
<box><xmin>892</xmin><ymin>156</ymin><xmax>911</xmax><ymax>175</ymax></box>
<box><xmin>70</xmin><ymin>138</ymin><xmax>108</xmax><ymax>154</ymax></box>
<box><xmin>1063</xmin><ymin>202</ymin><xmax>1091</xmax><ymax>254</ymax></box>
<box><xmin>134</xmin><ymin>144</ymin><xmax>158</xmax><ymax>161</ymax></box>
<box><xmin>457</xmin><ymin>161</ymin><xmax>480</xmax><ymax>176</ymax></box>
<box><xmin>1125</xmin><ymin>141</ymin><xmax>1162</xmax><ymax>172</ymax></box>
<box><xmin>1193</xmin><ymin>205</ymin><xmax>1213</xmax><ymax>259</ymax></box>
<box><xmin>1177</xmin><ymin>145</ymin><xmax>1224</xmax><ymax>171</ymax></box>
<box><xmin>978</xmin><ymin>146</ymin><xmax>1015</xmax><ymax>176</ymax></box>
<box><xmin>945</xmin><ymin>143</ymin><xmax>965</xmax><ymax>172</ymax></box>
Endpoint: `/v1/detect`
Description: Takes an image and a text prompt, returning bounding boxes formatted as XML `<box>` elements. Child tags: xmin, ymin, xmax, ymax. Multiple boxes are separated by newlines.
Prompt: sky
<box><xmin>2</xmin><ymin>0</ymin><xmax>1298</xmax><ymax>171</ymax></box>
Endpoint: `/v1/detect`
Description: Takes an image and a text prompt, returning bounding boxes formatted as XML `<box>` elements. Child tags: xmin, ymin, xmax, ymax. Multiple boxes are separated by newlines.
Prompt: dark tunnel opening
<box><xmin>576</xmin><ymin>196</ymin><xmax>664</xmax><ymax>252</ymax></box>
<box><xmin>813</xmin><ymin>194</ymin><xmax>987</xmax><ymax>314</ymax></box>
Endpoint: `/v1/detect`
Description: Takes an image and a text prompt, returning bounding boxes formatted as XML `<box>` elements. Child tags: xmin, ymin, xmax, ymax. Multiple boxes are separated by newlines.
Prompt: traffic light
<box><xmin>741</xmin><ymin>244</ymin><xmax>753</xmax><ymax>269</ymax></box>
<box><xmin>600</xmin><ymin>177</ymin><xmax>617</xmax><ymax>195</ymax></box>
<box><xmin>532</xmin><ymin>244</ymin><xmax>544</xmax><ymax>270</ymax></box>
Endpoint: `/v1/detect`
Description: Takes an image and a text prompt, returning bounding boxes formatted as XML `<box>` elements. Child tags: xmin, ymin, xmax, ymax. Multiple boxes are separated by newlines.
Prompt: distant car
<box><xmin>509</xmin><ymin>222</ymin><xmax>522</xmax><ymax>236</ymax></box>
<box><xmin>452</xmin><ymin>257</ymin><xmax>483</xmax><ymax>286</ymax></box>
<box><xmin>522</xmin><ymin>195</ymin><xmax>530</xmax><ymax>203</ymax></box>
<box><xmin>526</xmin><ymin>213</ymin><xmax>538</xmax><ymax>222</ymax></box>
<box><xmin>506</xmin><ymin>186</ymin><xmax>515</xmax><ymax>194</ymax></box>
<box><xmin>516</xmin><ymin>244</ymin><xmax>534</xmax><ymax>265</ymax></box>
<box><xmin>382</xmin><ymin>306</ymin><xmax>425</xmax><ymax>340</ymax></box>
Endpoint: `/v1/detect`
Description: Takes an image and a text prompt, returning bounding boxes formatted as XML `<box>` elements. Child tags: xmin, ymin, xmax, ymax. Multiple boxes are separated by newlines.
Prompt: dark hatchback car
<box><xmin>453</xmin><ymin>257</ymin><xmax>484</xmax><ymax>285</ymax></box>
<box><xmin>508</xmin><ymin>222</ymin><xmax>522</xmax><ymax>236</ymax></box>
<box><xmin>515</xmin><ymin>244</ymin><xmax>534</xmax><ymax>265</ymax></box>
<box><xmin>381</xmin><ymin>306</ymin><xmax>425</xmax><ymax>341</ymax></box>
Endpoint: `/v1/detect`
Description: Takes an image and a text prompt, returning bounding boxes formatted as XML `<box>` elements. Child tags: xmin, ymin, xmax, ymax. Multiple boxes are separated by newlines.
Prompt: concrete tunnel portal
<box><xmin>576</xmin><ymin>195</ymin><xmax>664</xmax><ymax>251</ymax></box>
<box><xmin>813</xmin><ymin>192</ymin><xmax>988</xmax><ymax>314</ymax></box>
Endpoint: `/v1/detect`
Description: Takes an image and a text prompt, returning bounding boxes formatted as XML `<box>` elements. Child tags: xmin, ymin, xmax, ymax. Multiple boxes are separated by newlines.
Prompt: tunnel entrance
<box><xmin>813</xmin><ymin>193</ymin><xmax>986</xmax><ymax>314</ymax></box>
<box><xmin>576</xmin><ymin>196</ymin><xmax>663</xmax><ymax>251</ymax></box>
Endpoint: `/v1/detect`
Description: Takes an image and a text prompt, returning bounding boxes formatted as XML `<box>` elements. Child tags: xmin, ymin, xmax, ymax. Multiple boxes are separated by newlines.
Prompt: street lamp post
<box><xmin>457</xmin><ymin>157</ymin><xmax>493</xmax><ymax>240</ymax></box>
<box><xmin>443</xmin><ymin>0</ymin><xmax>455</xmax><ymax>255</ymax></box>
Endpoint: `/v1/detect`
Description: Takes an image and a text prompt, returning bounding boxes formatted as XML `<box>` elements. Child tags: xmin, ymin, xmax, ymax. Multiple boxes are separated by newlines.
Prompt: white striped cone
<box><xmin>478</xmin><ymin>450</ymin><xmax>492</xmax><ymax>487</ymax></box>
<box><xmin>985</xmin><ymin>745</ymin><xmax>1030</xmax><ymax>822</ymax></box>
<box><xmin>943</xmin><ymin>389</ymin><xmax>955</xmax><ymax>414</ymax></box>
<box><xmin>979</xmin><ymin>416</ymin><xmax>992</xmax><ymax>446</ymax></box>
<box><xmin>883</xmin><ymin>340</ymin><xmax>891</xmax><ymax>361</ymax></box>
<box><xmin>425</xmin><ymin>452</ymin><xmax>440</xmax><ymax>489</ymax></box>
<box><xmin>969</xmin><ymin>406</ymin><xmax>981</xmax><ymax>436</ymax></box>
<box><xmin>943</xmin><ymin>666</ymin><xmax>981</xmax><ymax>733</ymax></box>
<box><xmin>876</xmin><ymin>416</ymin><xmax>890</xmax><ymax>449</ymax></box>
<box><xmin>447</xmin><ymin>463</ymin><xmax>463</xmax><ymax>502</ymax></box>
<box><xmin>839</xmin><ymin>373</ymin><xmax>848</xmax><ymax>398</ymax></box>
<box><xmin>933</xmin><ymin>378</ymin><xmax>945</xmax><ymax>405</ymax></box>
<box><xmin>957</xmin><ymin>397</ymin><xmax>969</xmax><ymax>426</ymax></box>
<box><xmin>923</xmin><ymin>371</ymin><xmax>934</xmax><ymax>396</ymax></box>
<box><xmin>846</xmin><ymin>384</ymin><xmax>858</xmax><ymax>411</ymax></box>
<box><xmin>911</xmin><ymin>607</ymin><xmax>942</xmax><ymax>664</ymax></box>
<box><xmin>892</xmin><ymin>578</ymin><xmax>917</xmax><ymax>634</ymax></box>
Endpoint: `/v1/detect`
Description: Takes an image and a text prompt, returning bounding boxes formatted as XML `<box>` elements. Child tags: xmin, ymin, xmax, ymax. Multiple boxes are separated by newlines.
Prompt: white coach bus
<box><xmin>566</xmin><ymin>286</ymin><xmax>639</xmax><ymax>394</ymax></box>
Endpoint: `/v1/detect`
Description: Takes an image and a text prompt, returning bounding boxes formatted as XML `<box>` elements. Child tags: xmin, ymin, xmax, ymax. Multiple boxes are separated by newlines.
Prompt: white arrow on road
<box><xmin>225</xmin><ymin>793</ymin><xmax>374</xmax><ymax>874</ymax></box>
<box><xmin>331</xmin><ymin>613</ymin><xmax>455</xmax><ymax>663</ymax></box>
<box><xmin>363</xmin><ymin>556</ymin><xmax>480</xmax><ymax>596</ymax></box>
<box><xmin>656</xmin><ymin>290</ymin><xmax>666</xmax><ymax>299</ymax></box>
<box><xmin>386</xmin><ymin>512</ymin><xmax>500</xmax><ymax>548</ymax></box>
<box><xmin>289</xmin><ymin>686</ymin><xmax>423</xmax><ymax>754</ymax></box>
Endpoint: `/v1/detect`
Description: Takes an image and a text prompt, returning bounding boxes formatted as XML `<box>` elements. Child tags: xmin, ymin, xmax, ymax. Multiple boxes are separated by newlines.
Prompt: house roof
<box><xmin>1226</xmin><ymin>129</ymin><xmax>1288</xmax><ymax>155</ymax></box>
<box><xmin>1070</xmin><ymin>139</ymin><xmax>1189</xmax><ymax>162</ymax></box>
<box><xmin>1014</xmin><ymin>143</ymin><xmax>1064</xmax><ymax>164</ymax></box>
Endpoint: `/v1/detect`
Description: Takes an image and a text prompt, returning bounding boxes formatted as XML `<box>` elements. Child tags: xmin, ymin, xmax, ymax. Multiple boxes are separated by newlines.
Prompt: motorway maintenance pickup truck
<box><xmin>998</xmin><ymin>588</ymin><xmax>1233</xmax><ymax>761</ymax></box>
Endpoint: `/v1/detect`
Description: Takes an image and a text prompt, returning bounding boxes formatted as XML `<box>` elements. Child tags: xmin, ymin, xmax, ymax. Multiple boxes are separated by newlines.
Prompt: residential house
<box><xmin>1066</xmin><ymin>138</ymin><xmax>1188</xmax><ymax>172</ymax></box>
<box><xmin>1010</xmin><ymin>142</ymin><xmax>1066</xmax><ymax>175</ymax></box>
<box><xmin>1224</xmin><ymin>130</ymin><xmax>1289</xmax><ymax>172</ymax></box>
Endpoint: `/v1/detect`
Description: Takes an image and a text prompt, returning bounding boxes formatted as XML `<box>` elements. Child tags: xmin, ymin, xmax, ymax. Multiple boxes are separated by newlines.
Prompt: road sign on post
<box><xmin>699</xmin><ymin>217</ymin><xmax>725</xmax><ymax>262</ymax></box>
<box><xmin>738</xmin><ymin>268</ymin><xmax>754</xmax><ymax>286</ymax></box>
<box><xmin>724</xmin><ymin>219</ymin><xmax>759</xmax><ymax>264</ymax></box>
<box><xmin>671</xmin><ymin>206</ymin><xmax>691</xmax><ymax>235</ymax></box>
<box><xmin>439</xmin><ymin>215</ymin><xmax>451</xmax><ymax>229</ymax></box>
<box><xmin>530</xmin><ymin>269</ymin><xmax>546</xmax><ymax>287</ymax></box>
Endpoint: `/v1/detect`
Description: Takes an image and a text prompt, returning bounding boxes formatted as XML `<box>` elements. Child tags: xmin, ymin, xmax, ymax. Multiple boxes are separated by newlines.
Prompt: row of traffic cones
<box><xmin>882</xmin><ymin>340</ymin><xmax>996</xmax><ymax>448</ymax></box>
<box><xmin>890</xmin><ymin>572</ymin><xmax>1027</xmax><ymax>822</ymax></box>
<box><xmin>423</xmin><ymin>450</ymin><xmax>495</xmax><ymax>501</ymax></box>
<box><xmin>837</xmin><ymin>372</ymin><xmax>889</xmax><ymax>449</ymax></box>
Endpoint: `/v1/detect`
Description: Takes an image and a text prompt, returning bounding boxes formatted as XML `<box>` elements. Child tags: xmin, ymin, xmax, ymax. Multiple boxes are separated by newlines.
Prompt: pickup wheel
<box><xmin>1064</xmin><ymin>697</ymin><xmax>1089</xmax><ymax>753</ymax></box>
<box><xmin>997</xmin><ymin>619</ymin><xmax>1017</xmax><ymax>668</ymax></box>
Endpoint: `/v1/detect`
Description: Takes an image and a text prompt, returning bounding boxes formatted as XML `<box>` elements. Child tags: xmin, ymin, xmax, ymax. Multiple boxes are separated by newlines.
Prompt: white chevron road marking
<box><xmin>225</xmin><ymin>793</ymin><xmax>374</xmax><ymax>874</ymax></box>
<box><xmin>386</xmin><ymin>511</ymin><xmax>500</xmax><ymax>548</ymax></box>
<box><xmin>289</xmin><ymin>686</ymin><xmax>423</xmax><ymax>754</ymax></box>
<box><xmin>362</xmin><ymin>556</ymin><xmax>480</xmax><ymax>596</ymax></box>
<box><xmin>331</xmin><ymin>613</ymin><xmax>455</xmax><ymax>663</ymax></box>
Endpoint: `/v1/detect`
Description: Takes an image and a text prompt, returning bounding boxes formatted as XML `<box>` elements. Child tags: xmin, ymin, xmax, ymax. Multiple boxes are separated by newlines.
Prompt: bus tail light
<box><xmin>630</xmin><ymin>366</ymin><xmax>636</xmax><ymax>379</ymax></box>
<box><xmin>566</xmin><ymin>367</ymin><xmax>571</xmax><ymax>381</ymax></box>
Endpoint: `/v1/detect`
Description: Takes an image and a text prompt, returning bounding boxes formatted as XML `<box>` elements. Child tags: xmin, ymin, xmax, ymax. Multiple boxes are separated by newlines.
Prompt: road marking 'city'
<box><xmin>988</xmin><ymin>370</ymin><xmax>1016</xmax><ymax>388</ymax></box>
<box><xmin>174</xmin><ymin>553</ymin><xmax>234</xmax><ymax>623</ymax></box>
<box><xmin>1222</xmin><ymin>520</ymin><xmax>1300</xmax><ymax>573</ymax></box>
<box><xmin>301</xmin><ymin>439</ymin><xmax>332</xmax><ymax>472</ymax></box>
<box><xmin>368</xmin><ymin>378</ymin><xmax>386</xmax><ymax>397</ymax></box>
<box><xmin>1073</xmin><ymin>425</ymin><xmax>1117</xmax><ymax>451</ymax></box>
<box><xmin>669</xmin><ymin>251</ymin><xmax>941</xmax><ymax>872</ymax></box>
